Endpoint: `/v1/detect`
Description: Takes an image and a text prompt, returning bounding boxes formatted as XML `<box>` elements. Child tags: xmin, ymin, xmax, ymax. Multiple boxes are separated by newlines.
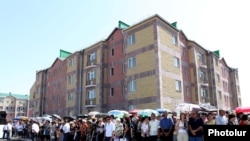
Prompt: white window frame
<box><xmin>89</xmin><ymin>52</ymin><xmax>96</xmax><ymax>62</ymax></box>
<box><xmin>88</xmin><ymin>89</ymin><xmax>96</xmax><ymax>100</ymax></box>
<box><xmin>127</xmin><ymin>34</ymin><xmax>135</xmax><ymax>46</ymax></box>
<box><xmin>128</xmin><ymin>57</ymin><xmax>136</xmax><ymax>69</ymax></box>
<box><xmin>68</xmin><ymin>75</ymin><xmax>74</xmax><ymax>84</ymax></box>
<box><xmin>68</xmin><ymin>93</ymin><xmax>73</xmax><ymax>101</ymax></box>
<box><xmin>173</xmin><ymin>57</ymin><xmax>180</xmax><ymax>68</ymax></box>
<box><xmin>200</xmin><ymin>88</ymin><xmax>207</xmax><ymax>97</ymax></box>
<box><xmin>175</xmin><ymin>80</ymin><xmax>181</xmax><ymax>91</ymax></box>
<box><xmin>128</xmin><ymin>80</ymin><xmax>136</xmax><ymax>92</ymax></box>
<box><xmin>172</xmin><ymin>35</ymin><xmax>177</xmax><ymax>45</ymax></box>
<box><xmin>69</xmin><ymin>58</ymin><xmax>74</xmax><ymax>66</ymax></box>
<box><xmin>87</xmin><ymin>70</ymin><xmax>96</xmax><ymax>80</ymax></box>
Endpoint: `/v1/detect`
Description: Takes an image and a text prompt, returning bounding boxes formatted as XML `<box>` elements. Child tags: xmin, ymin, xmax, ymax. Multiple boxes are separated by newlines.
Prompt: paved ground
<box><xmin>0</xmin><ymin>137</ymin><xmax>32</xmax><ymax>141</ymax></box>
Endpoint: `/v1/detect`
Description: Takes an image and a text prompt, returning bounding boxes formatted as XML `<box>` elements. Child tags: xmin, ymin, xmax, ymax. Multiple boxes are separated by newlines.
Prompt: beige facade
<box><xmin>83</xmin><ymin>41</ymin><xmax>106</xmax><ymax>113</ymax></box>
<box><xmin>157</xmin><ymin>19</ymin><xmax>182</xmax><ymax>110</ymax></box>
<box><xmin>29</xmin><ymin>70</ymin><xmax>46</xmax><ymax>117</ymax></box>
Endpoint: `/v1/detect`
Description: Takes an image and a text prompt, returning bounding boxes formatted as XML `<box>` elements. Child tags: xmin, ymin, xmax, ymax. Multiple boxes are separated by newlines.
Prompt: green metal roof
<box><xmin>0</xmin><ymin>93</ymin><xmax>29</xmax><ymax>100</ymax></box>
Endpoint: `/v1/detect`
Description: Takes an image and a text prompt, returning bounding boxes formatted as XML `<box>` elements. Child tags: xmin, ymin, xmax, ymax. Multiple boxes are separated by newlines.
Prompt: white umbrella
<box><xmin>199</xmin><ymin>103</ymin><xmax>217</xmax><ymax>112</ymax></box>
<box><xmin>52</xmin><ymin>114</ymin><xmax>61</xmax><ymax>120</ymax></box>
<box><xmin>41</xmin><ymin>117</ymin><xmax>52</xmax><ymax>122</ymax></box>
<box><xmin>88</xmin><ymin>111</ymin><xmax>100</xmax><ymax>116</ymax></box>
<box><xmin>42</xmin><ymin>114</ymin><xmax>52</xmax><ymax>118</ymax></box>
<box><xmin>175</xmin><ymin>103</ymin><xmax>201</xmax><ymax>112</ymax></box>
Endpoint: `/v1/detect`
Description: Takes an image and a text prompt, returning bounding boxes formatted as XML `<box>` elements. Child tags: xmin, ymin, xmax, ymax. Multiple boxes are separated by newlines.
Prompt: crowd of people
<box><xmin>2</xmin><ymin>109</ymin><xmax>250</xmax><ymax>141</ymax></box>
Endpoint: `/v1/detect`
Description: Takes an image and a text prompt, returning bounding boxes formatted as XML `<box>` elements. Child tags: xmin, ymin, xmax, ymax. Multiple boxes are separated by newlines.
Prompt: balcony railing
<box><xmin>86</xmin><ymin>79</ymin><xmax>96</xmax><ymax>85</ymax></box>
<box><xmin>87</xmin><ymin>60</ymin><xmax>97</xmax><ymax>66</ymax></box>
<box><xmin>198</xmin><ymin>60</ymin><xmax>207</xmax><ymax>68</ymax></box>
<box><xmin>85</xmin><ymin>98</ymin><xmax>96</xmax><ymax>107</ymax></box>
<box><xmin>200</xmin><ymin>77</ymin><xmax>209</xmax><ymax>86</ymax></box>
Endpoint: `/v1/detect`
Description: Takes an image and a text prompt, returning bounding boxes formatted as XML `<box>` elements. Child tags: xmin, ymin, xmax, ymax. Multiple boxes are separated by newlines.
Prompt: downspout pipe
<box><xmin>78</xmin><ymin>50</ymin><xmax>83</xmax><ymax>115</ymax></box>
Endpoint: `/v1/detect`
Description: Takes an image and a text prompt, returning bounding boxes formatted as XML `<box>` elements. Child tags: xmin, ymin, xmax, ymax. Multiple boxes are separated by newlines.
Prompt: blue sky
<box><xmin>0</xmin><ymin>0</ymin><xmax>249</xmax><ymax>106</ymax></box>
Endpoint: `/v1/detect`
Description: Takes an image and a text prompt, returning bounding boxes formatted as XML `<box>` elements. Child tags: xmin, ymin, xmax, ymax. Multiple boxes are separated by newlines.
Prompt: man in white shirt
<box><xmin>62</xmin><ymin>118</ymin><xmax>70</xmax><ymax>141</ymax></box>
<box><xmin>6</xmin><ymin>121</ymin><xmax>12</xmax><ymax>139</ymax></box>
<box><xmin>215</xmin><ymin>109</ymin><xmax>228</xmax><ymax>125</ymax></box>
<box><xmin>149</xmin><ymin>113</ymin><xmax>160</xmax><ymax>141</ymax></box>
<box><xmin>2</xmin><ymin>122</ymin><xmax>8</xmax><ymax>139</ymax></box>
<box><xmin>31</xmin><ymin>120</ymin><xmax>39</xmax><ymax>141</ymax></box>
<box><xmin>104</xmin><ymin>116</ymin><xmax>115</xmax><ymax>141</ymax></box>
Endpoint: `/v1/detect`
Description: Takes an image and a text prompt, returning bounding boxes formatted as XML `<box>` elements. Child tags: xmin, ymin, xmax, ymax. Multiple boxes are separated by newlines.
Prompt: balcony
<box><xmin>200</xmin><ymin>78</ymin><xmax>209</xmax><ymax>87</ymax></box>
<box><xmin>85</xmin><ymin>98</ymin><xmax>96</xmax><ymax>107</ymax></box>
<box><xmin>199</xmin><ymin>63</ymin><xmax>207</xmax><ymax>69</ymax></box>
<box><xmin>87</xmin><ymin>60</ymin><xmax>97</xmax><ymax>68</ymax></box>
<box><xmin>86</xmin><ymin>79</ymin><xmax>96</xmax><ymax>88</ymax></box>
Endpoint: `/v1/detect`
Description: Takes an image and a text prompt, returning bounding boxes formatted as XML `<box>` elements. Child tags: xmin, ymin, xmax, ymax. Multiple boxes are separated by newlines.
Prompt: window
<box><xmin>111</xmin><ymin>48</ymin><xmax>114</xmax><ymax>56</ymax></box>
<box><xmin>182</xmin><ymin>47</ymin><xmax>187</xmax><ymax>56</ymax></box>
<box><xmin>54</xmin><ymin>69</ymin><xmax>57</xmax><ymax>76</ymax></box>
<box><xmin>110</xmin><ymin>88</ymin><xmax>114</xmax><ymax>96</ymax></box>
<box><xmin>123</xmin><ymin>63</ymin><xmax>126</xmax><ymax>73</ymax></box>
<box><xmin>122</xmin><ymin>84</ymin><xmax>125</xmax><ymax>95</ymax></box>
<box><xmin>59</xmin><ymin>68</ymin><xmax>62</xmax><ymax>74</ymax></box>
<box><xmin>175</xmin><ymin>80</ymin><xmax>181</xmax><ymax>91</ymax></box>
<box><xmin>221</xmin><ymin>67</ymin><xmax>225</xmax><ymax>75</ymax></box>
<box><xmin>197</xmin><ymin>53</ymin><xmax>206</xmax><ymax>65</ymax></box>
<box><xmin>218</xmin><ymin>91</ymin><xmax>222</xmax><ymax>99</ymax></box>
<box><xmin>184</xmin><ymin>67</ymin><xmax>188</xmax><ymax>76</ymax></box>
<box><xmin>110</xmin><ymin>68</ymin><xmax>114</xmax><ymax>76</ymax></box>
<box><xmin>173</xmin><ymin>57</ymin><xmax>180</xmax><ymax>68</ymax></box>
<box><xmin>68</xmin><ymin>75</ymin><xmax>74</xmax><ymax>84</ymax></box>
<box><xmin>68</xmin><ymin>93</ymin><xmax>73</xmax><ymax>101</ymax></box>
<box><xmin>216</xmin><ymin>74</ymin><xmax>220</xmax><ymax>82</ymax></box>
<box><xmin>128</xmin><ymin>80</ymin><xmax>136</xmax><ymax>92</ymax></box>
<box><xmin>224</xmin><ymin>95</ymin><xmax>227</xmax><ymax>103</ymax></box>
<box><xmin>69</xmin><ymin>58</ymin><xmax>74</xmax><ymax>66</ymax></box>
<box><xmin>199</xmin><ymin>70</ymin><xmax>207</xmax><ymax>82</ymax></box>
<box><xmin>88</xmin><ymin>52</ymin><xmax>97</xmax><ymax>62</ymax></box>
<box><xmin>186</xmin><ymin>86</ymin><xmax>190</xmax><ymax>96</ymax></box>
<box><xmin>223</xmin><ymin>81</ymin><xmax>228</xmax><ymax>91</ymax></box>
<box><xmin>87</xmin><ymin>70</ymin><xmax>96</xmax><ymax>80</ymax></box>
<box><xmin>172</xmin><ymin>35</ymin><xmax>177</xmax><ymax>45</ymax></box>
<box><xmin>201</xmin><ymin>88</ymin><xmax>207</xmax><ymax>97</ymax></box>
<box><xmin>128</xmin><ymin>57</ymin><xmax>136</xmax><ymax>69</ymax></box>
<box><xmin>53</xmin><ymin>84</ymin><xmax>56</xmax><ymax>91</ymax></box>
<box><xmin>127</xmin><ymin>34</ymin><xmax>135</xmax><ymax>46</ymax></box>
<box><xmin>215</xmin><ymin>59</ymin><xmax>218</xmax><ymax>66</ymax></box>
<box><xmin>88</xmin><ymin>90</ymin><xmax>96</xmax><ymax>99</ymax></box>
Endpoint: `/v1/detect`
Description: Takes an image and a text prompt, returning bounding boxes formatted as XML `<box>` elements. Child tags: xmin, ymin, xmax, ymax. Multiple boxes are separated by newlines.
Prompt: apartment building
<box><xmin>0</xmin><ymin>93</ymin><xmax>29</xmax><ymax>121</ymax></box>
<box><xmin>29</xmin><ymin>14</ymin><xmax>241</xmax><ymax>117</ymax></box>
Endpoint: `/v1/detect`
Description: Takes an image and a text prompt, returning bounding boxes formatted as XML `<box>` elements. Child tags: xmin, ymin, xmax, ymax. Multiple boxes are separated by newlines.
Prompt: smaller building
<box><xmin>0</xmin><ymin>92</ymin><xmax>29</xmax><ymax>121</ymax></box>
